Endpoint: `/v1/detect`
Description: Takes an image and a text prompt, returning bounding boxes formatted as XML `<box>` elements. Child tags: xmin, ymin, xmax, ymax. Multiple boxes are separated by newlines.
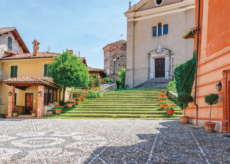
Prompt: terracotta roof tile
<box><xmin>0</xmin><ymin>27</ymin><xmax>15</xmax><ymax>32</ymax></box>
<box><xmin>3</xmin><ymin>76</ymin><xmax>59</xmax><ymax>88</ymax></box>
<box><xmin>88</xmin><ymin>67</ymin><xmax>104</xmax><ymax>72</ymax></box>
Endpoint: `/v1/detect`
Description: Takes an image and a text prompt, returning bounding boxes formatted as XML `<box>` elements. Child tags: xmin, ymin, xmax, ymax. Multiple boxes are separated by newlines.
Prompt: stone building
<box><xmin>125</xmin><ymin>0</ymin><xmax>195</xmax><ymax>88</ymax></box>
<box><xmin>103</xmin><ymin>40</ymin><xmax>127</xmax><ymax>82</ymax></box>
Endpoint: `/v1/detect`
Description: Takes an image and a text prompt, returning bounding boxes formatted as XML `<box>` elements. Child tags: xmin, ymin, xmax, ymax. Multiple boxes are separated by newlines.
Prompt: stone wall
<box><xmin>0</xmin><ymin>32</ymin><xmax>23</xmax><ymax>58</ymax></box>
<box><xmin>97</xmin><ymin>83</ymin><xmax>117</xmax><ymax>94</ymax></box>
<box><xmin>103</xmin><ymin>40</ymin><xmax>127</xmax><ymax>82</ymax></box>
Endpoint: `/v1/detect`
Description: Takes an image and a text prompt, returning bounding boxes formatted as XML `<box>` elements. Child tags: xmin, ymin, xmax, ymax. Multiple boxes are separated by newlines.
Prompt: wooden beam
<box><xmin>19</xmin><ymin>44</ymin><xmax>24</xmax><ymax>46</ymax></box>
<box><xmin>8</xmin><ymin>83</ymin><xmax>42</xmax><ymax>86</ymax></box>
<box><xmin>15</xmin><ymin>37</ymin><xmax>21</xmax><ymax>40</ymax></box>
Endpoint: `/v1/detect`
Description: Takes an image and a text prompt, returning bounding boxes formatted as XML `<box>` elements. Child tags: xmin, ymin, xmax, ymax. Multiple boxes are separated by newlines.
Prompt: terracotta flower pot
<box><xmin>180</xmin><ymin>116</ymin><xmax>190</xmax><ymax>124</ymax></box>
<box><xmin>204</xmin><ymin>122</ymin><xmax>216</xmax><ymax>132</ymax></box>
<box><xmin>76</xmin><ymin>101</ymin><xmax>80</xmax><ymax>105</ymax></box>
<box><xmin>13</xmin><ymin>113</ymin><xmax>18</xmax><ymax>117</ymax></box>
<box><xmin>166</xmin><ymin>109</ymin><xmax>174</xmax><ymax>115</ymax></box>
<box><xmin>160</xmin><ymin>104</ymin><xmax>167</xmax><ymax>109</ymax></box>
<box><xmin>80</xmin><ymin>97</ymin><xmax>85</xmax><ymax>101</ymax></box>
<box><xmin>31</xmin><ymin>113</ymin><xmax>37</xmax><ymax>117</ymax></box>
<box><xmin>67</xmin><ymin>103</ymin><xmax>73</xmax><ymax>108</ymax></box>
<box><xmin>55</xmin><ymin>109</ymin><xmax>62</xmax><ymax>114</ymax></box>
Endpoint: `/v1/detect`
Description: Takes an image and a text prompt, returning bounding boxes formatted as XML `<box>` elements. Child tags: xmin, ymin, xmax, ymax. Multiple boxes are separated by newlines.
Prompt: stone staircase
<box><xmin>48</xmin><ymin>89</ymin><xmax>182</xmax><ymax>119</ymax></box>
<box><xmin>134</xmin><ymin>78</ymin><xmax>170</xmax><ymax>89</ymax></box>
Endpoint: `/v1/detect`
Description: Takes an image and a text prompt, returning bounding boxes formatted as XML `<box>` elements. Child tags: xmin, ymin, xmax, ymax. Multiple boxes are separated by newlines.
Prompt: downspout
<box><xmin>194</xmin><ymin>0</ymin><xmax>201</xmax><ymax>125</ymax></box>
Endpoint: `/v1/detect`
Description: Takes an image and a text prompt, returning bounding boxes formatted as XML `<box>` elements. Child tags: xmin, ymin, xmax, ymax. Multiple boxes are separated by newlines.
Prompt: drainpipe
<box><xmin>194</xmin><ymin>0</ymin><xmax>201</xmax><ymax>125</ymax></box>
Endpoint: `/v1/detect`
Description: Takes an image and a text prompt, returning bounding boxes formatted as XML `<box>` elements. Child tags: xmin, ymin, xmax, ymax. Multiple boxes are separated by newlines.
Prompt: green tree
<box><xmin>205</xmin><ymin>94</ymin><xmax>219</xmax><ymax>122</ymax></box>
<box><xmin>48</xmin><ymin>50</ymin><xmax>89</xmax><ymax>102</ymax></box>
<box><xmin>177</xmin><ymin>92</ymin><xmax>193</xmax><ymax>116</ymax></box>
<box><xmin>88</xmin><ymin>76</ymin><xmax>95</xmax><ymax>88</ymax></box>
<box><xmin>117</xmin><ymin>68</ymin><xmax>126</xmax><ymax>89</ymax></box>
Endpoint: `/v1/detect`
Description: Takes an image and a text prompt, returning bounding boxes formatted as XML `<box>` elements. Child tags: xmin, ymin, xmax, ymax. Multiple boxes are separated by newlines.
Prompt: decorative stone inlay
<box><xmin>12</xmin><ymin>137</ymin><xmax>65</xmax><ymax>148</ymax></box>
<box><xmin>0</xmin><ymin>148</ymin><xmax>22</xmax><ymax>160</ymax></box>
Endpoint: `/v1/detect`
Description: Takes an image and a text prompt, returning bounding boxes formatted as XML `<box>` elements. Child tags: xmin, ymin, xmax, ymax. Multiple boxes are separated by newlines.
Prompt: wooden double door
<box><xmin>155</xmin><ymin>58</ymin><xmax>165</xmax><ymax>78</ymax></box>
<box><xmin>25</xmin><ymin>93</ymin><xmax>33</xmax><ymax>114</ymax></box>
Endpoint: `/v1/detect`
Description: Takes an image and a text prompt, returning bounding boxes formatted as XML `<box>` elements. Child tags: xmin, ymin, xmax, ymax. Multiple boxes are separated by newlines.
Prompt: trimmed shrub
<box><xmin>205</xmin><ymin>94</ymin><xmax>219</xmax><ymax>122</ymax></box>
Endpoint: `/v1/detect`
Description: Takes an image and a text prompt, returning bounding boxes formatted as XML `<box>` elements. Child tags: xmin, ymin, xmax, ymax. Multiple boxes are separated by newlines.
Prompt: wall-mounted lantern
<box><xmin>216</xmin><ymin>82</ymin><xmax>222</xmax><ymax>91</ymax></box>
<box><xmin>113</xmin><ymin>57</ymin><xmax>117</xmax><ymax>62</ymax></box>
<box><xmin>38</xmin><ymin>91</ymin><xmax>42</xmax><ymax>97</ymax></box>
<box><xmin>8</xmin><ymin>91</ymin><xmax>12</xmax><ymax>96</ymax></box>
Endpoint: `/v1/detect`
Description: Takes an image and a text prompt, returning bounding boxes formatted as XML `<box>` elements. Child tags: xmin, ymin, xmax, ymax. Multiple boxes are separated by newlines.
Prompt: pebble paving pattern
<box><xmin>0</xmin><ymin>119</ymin><xmax>229</xmax><ymax>164</ymax></box>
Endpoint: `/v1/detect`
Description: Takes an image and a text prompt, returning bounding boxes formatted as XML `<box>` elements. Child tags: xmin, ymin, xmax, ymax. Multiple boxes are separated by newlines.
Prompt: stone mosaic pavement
<box><xmin>0</xmin><ymin>119</ymin><xmax>229</xmax><ymax>164</ymax></box>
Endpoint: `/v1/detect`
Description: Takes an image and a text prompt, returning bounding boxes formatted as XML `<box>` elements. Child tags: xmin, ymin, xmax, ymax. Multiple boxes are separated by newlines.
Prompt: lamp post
<box><xmin>216</xmin><ymin>82</ymin><xmax>222</xmax><ymax>91</ymax></box>
<box><xmin>171</xmin><ymin>53</ymin><xmax>175</xmax><ymax>80</ymax></box>
<box><xmin>113</xmin><ymin>57</ymin><xmax>117</xmax><ymax>83</ymax></box>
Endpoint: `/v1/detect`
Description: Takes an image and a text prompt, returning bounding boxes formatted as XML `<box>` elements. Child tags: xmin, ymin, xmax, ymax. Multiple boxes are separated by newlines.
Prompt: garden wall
<box><xmin>97</xmin><ymin>83</ymin><xmax>117</xmax><ymax>94</ymax></box>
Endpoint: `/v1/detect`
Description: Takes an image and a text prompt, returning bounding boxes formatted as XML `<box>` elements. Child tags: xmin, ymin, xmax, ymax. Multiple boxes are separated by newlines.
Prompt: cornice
<box><xmin>125</xmin><ymin>0</ymin><xmax>195</xmax><ymax>22</ymax></box>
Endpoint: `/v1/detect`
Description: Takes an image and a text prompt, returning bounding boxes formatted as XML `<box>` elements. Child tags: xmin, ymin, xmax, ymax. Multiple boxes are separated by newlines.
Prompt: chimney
<box><xmin>32</xmin><ymin>40</ymin><xmax>40</xmax><ymax>56</ymax></box>
<box><xmin>129</xmin><ymin>1</ymin><xmax>131</xmax><ymax>8</ymax></box>
<box><xmin>68</xmin><ymin>50</ymin><xmax>73</xmax><ymax>56</ymax></box>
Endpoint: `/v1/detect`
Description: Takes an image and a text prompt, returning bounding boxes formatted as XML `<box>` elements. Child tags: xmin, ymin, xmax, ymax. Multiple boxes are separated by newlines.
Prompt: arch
<box><xmin>8</xmin><ymin>36</ymin><xmax>12</xmax><ymax>51</ymax></box>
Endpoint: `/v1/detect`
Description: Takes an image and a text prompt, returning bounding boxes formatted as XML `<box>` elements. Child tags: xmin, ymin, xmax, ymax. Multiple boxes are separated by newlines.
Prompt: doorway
<box><xmin>155</xmin><ymin>58</ymin><xmax>165</xmax><ymax>78</ymax></box>
<box><xmin>25</xmin><ymin>93</ymin><xmax>33</xmax><ymax>114</ymax></box>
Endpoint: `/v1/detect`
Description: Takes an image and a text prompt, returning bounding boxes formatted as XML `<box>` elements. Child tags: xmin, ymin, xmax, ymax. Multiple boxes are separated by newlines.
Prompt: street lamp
<box><xmin>171</xmin><ymin>53</ymin><xmax>175</xmax><ymax>80</ymax></box>
<box><xmin>216</xmin><ymin>82</ymin><xmax>222</xmax><ymax>91</ymax></box>
<box><xmin>113</xmin><ymin>57</ymin><xmax>117</xmax><ymax>83</ymax></box>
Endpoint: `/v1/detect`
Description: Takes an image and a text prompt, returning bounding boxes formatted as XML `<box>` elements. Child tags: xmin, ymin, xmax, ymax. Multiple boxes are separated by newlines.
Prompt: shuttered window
<box><xmin>153</xmin><ymin>27</ymin><xmax>157</xmax><ymax>36</ymax></box>
<box><xmin>163</xmin><ymin>25</ymin><xmax>168</xmax><ymax>34</ymax></box>
<box><xmin>44</xmin><ymin>64</ymin><xmax>50</xmax><ymax>77</ymax></box>
<box><xmin>10</xmin><ymin>66</ymin><xmax>18</xmax><ymax>78</ymax></box>
<box><xmin>158</xmin><ymin>24</ymin><xmax>162</xmax><ymax>36</ymax></box>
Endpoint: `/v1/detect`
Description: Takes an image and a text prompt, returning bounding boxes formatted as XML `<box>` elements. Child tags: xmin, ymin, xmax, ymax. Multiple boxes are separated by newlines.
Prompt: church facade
<box><xmin>125</xmin><ymin>0</ymin><xmax>195</xmax><ymax>88</ymax></box>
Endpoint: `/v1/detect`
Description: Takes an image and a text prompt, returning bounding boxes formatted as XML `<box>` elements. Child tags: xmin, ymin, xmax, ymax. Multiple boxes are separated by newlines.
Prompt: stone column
<box><xmin>37</xmin><ymin>86</ymin><xmax>44</xmax><ymax>118</ymax></box>
<box><xmin>150</xmin><ymin>57</ymin><xmax>155</xmax><ymax>79</ymax></box>
<box><xmin>8</xmin><ymin>86</ymin><xmax>15</xmax><ymax>118</ymax></box>
<box><xmin>165</xmin><ymin>56</ymin><xmax>169</xmax><ymax>79</ymax></box>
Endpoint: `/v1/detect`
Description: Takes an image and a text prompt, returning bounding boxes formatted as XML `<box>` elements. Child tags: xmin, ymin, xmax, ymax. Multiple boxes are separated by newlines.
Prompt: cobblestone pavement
<box><xmin>0</xmin><ymin>119</ymin><xmax>229</xmax><ymax>164</ymax></box>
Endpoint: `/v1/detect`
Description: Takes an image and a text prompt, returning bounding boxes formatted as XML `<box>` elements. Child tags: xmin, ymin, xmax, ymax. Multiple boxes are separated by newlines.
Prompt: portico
<box><xmin>149</xmin><ymin>45</ymin><xmax>172</xmax><ymax>80</ymax></box>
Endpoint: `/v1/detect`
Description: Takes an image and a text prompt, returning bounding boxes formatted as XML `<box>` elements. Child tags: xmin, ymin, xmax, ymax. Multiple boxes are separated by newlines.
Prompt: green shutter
<box><xmin>44</xmin><ymin>65</ymin><xmax>48</xmax><ymax>76</ymax></box>
<box><xmin>11</xmin><ymin>66</ymin><xmax>18</xmax><ymax>78</ymax></box>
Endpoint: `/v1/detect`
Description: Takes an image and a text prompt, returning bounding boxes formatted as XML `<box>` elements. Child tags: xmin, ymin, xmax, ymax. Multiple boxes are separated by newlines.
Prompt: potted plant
<box><xmin>204</xmin><ymin>94</ymin><xmax>219</xmax><ymax>132</ymax></box>
<box><xmin>177</xmin><ymin>92</ymin><xmax>193</xmax><ymax>124</ymax></box>
<box><xmin>12</xmin><ymin>108</ymin><xmax>18</xmax><ymax>117</ymax></box>
<box><xmin>65</xmin><ymin>100</ymin><xmax>74</xmax><ymax>108</ymax></box>
<box><xmin>54</xmin><ymin>104</ymin><xmax>64</xmax><ymax>114</ymax></box>
<box><xmin>30</xmin><ymin>110</ymin><xmax>37</xmax><ymax>117</ymax></box>
<box><xmin>164</xmin><ymin>104</ymin><xmax>175</xmax><ymax>115</ymax></box>
<box><xmin>158</xmin><ymin>96</ymin><xmax>168</xmax><ymax>101</ymax></box>
<box><xmin>75</xmin><ymin>98</ymin><xmax>80</xmax><ymax>105</ymax></box>
<box><xmin>158</xmin><ymin>100</ymin><xmax>168</xmax><ymax>109</ymax></box>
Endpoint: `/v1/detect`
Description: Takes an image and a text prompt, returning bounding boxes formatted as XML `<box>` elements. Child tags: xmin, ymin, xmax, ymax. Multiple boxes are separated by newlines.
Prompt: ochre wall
<box><xmin>1</xmin><ymin>59</ymin><xmax>59</xmax><ymax>113</ymax></box>
<box><xmin>186</xmin><ymin>0</ymin><xmax>230</xmax><ymax>132</ymax></box>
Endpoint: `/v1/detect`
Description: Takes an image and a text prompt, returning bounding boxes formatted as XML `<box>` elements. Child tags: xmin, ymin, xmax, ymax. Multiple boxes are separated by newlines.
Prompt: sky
<box><xmin>0</xmin><ymin>0</ymin><xmax>140</xmax><ymax>69</ymax></box>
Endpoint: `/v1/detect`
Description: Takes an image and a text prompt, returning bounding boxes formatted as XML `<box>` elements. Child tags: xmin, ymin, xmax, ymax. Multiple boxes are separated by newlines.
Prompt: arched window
<box><xmin>158</xmin><ymin>23</ymin><xmax>162</xmax><ymax>36</ymax></box>
<box><xmin>8</xmin><ymin>37</ymin><xmax>12</xmax><ymax>51</ymax></box>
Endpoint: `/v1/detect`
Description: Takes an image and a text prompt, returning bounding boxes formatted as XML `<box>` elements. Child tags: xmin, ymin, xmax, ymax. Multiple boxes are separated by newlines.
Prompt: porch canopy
<box><xmin>3</xmin><ymin>76</ymin><xmax>59</xmax><ymax>89</ymax></box>
<box><xmin>3</xmin><ymin>76</ymin><xmax>59</xmax><ymax>118</ymax></box>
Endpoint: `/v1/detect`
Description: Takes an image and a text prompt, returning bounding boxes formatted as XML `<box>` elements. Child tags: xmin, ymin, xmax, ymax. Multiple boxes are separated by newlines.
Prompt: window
<box><xmin>8</xmin><ymin>37</ymin><xmax>12</xmax><ymax>51</ymax></box>
<box><xmin>10</xmin><ymin>66</ymin><xmax>18</xmax><ymax>78</ymax></box>
<box><xmin>15</xmin><ymin>93</ymin><xmax>17</xmax><ymax>106</ymax></box>
<box><xmin>44</xmin><ymin>64</ymin><xmax>50</xmax><ymax>77</ymax></box>
<box><xmin>158</xmin><ymin>23</ymin><xmax>162</xmax><ymax>36</ymax></box>
<box><xmin>153</xmin><ymin>27</ymin><xmax>157</xmax><ymax>36</ymax></box>
<box><xmin>163</xmin><ymin>25</ymin><xmax>168</xmax><ymax>34</ymax></box>
<box><xmin>115</xmin><ymin>62</ymin><xmax>118</xmax><ymax>73</ymax></box>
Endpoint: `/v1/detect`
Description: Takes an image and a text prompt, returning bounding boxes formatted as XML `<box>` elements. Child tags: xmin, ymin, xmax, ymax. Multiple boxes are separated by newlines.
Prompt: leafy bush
<box><xmin>205</xmin><ymin>94</ymin><xmax>219</xmax><ymax>122</ymax></box>
<box><xmin>88</xmin><ymin>76</ymin><xmax>95</xmax><ymax>88</ymax></box>
<box><xmin>165</xmin><ymin>104</ymin><xmax>175</xmax><ymax>110</ymax></box>
<box><xmin>117</xmin><ymin>68</ymin><xmax>126</xmax><ymax>88</ymax></box>
<box><xmin>103</xmin><ymin>77</ymin><xmax>111</xmax><ymax>83</ymax></box>
<box><xmin>94</xmin><ymin>78</ymin><xmax>101</xmax><ymax>87</ymax></box>
<box><xmin>167</xmin><ymin>81</ymin><xmax>177</xmax><ymax>93</ymax></box>
<box><xmin>174</xmin><ymin>51</ymin><xmax>196</xmax><ymax>96</ymax></box>
<box><xmin>177</xmin><ymin>93</ymin><xmax>193</xmax><ymax>116</ymax></box>
<box><xmin>158</xmin><ymin>100</ymin><xmax>168</xmax><ymax>105</ymax></box>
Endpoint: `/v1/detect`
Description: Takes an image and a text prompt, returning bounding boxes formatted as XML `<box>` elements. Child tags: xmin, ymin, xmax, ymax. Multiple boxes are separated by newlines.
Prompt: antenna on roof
<box><xmin>47</xmin><ymin>45</ymin><xmax>51</xmax><ymax>52</ymax></box>
<box><xmin>121</xmin><ymin>34</ymin><xmax>123</xmax><ymax>40</ymax></box>
<box><xmin>129</xmin><ymin>1</ymin><xmax>131</xmax><ymax>8</ymax></box>
<box><xmin>78</xmin><ymin>51</ymin><xmax>80</xmax><ymax>57</ymax></box>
